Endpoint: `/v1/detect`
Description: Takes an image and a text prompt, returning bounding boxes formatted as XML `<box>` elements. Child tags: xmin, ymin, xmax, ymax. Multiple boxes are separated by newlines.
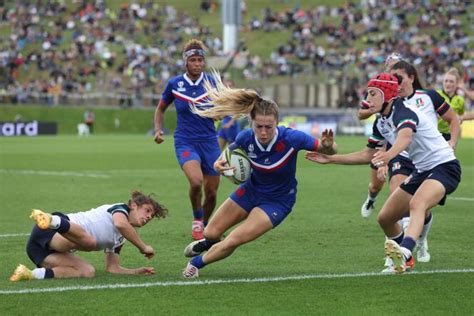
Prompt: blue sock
<box><xmin>44</xmin><ymin>268</ymin><xmax>54</xmax><ymax>279</ymax></box>
<box><xmin>401</xmin><ymin>236</ymin><xmax>417</xmax><ymax>252</ymax></box>
<box><xmin>389</xmin><ymin>231</ymin><xmax>404</xmax><ymax>245</ymax></box>
<box><xmin>190</xmin><ymin>255</ymin><xmax>206</xmax><ymax>269</ymax></box>
<box><xmin>193</xmin><ymin>208</ymin><xmax>203</xmax><ymax>221</ymax></box>
<box><xmin>56</xmin><ymin>217</ymin><xmax>70</xmax><ymax>234</ymax></box>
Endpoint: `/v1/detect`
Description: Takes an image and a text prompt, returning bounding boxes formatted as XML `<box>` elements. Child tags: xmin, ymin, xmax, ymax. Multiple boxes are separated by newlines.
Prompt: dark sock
<box><xmin>56</xmin><ymin>217</ymin><xmax>70</xmax><ymax>234</ymax></box>
<box><xmin>44</xmin><ymin>268</ymin><xmax>54</xmax><ymax>279</ymax></box>
<box><xmin>194</xmin><ymin>238</ymin><xmax>219</xmax><ymax>252</ymax></box>
<box><xmin>390</xmin><ymin>231</ymin><xmax>404</xmax><ymax>245</ymax></box>
<box><xmin>401</xmin><ymin>236</ymin><xmax>416</xmax><ymax>252</ymax></box>
<box><xmin>369</xmin><ymin>190</ymin><xmax>378</xmax><ymax>200</ymax></box>
<box><xmin>193</xmin><ymin>208</ymin><xmax>203</xmax><ymax>221</ymax></box>
<box><xmin>424</xmin><ymin>212</ymin><xmax>432</xmax><ymax>225</ymax></box>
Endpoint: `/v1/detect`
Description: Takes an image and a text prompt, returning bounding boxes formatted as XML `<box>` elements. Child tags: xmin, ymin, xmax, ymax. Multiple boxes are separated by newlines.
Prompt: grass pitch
<box><xmin>0</xmin><ymin>135</ymin><xmax>473</xmax><ymax>315</ymax></box>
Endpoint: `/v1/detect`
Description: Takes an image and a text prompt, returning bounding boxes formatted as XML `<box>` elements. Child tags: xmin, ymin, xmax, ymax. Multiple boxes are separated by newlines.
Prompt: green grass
<box><xmin>0</xmin><ymin>135</ymin><xmax>473</xmax><ymax>314</ymax></box>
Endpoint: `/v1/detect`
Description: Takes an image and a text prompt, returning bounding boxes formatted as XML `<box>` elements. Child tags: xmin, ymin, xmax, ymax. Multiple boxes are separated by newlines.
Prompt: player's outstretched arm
<box><xmin>112</xmin><ymin>213</ymin><xmax>155</xmax><ymax>259</ymax></box>
<box><xmin>306</xmin><ymin>147</ymin><xmax>375</xmax><ymax>165</ymax></box>
<box><xmin>105</xmin><ymin>252</ymin><xmax>155</xmax><ymax>276</ymax></box>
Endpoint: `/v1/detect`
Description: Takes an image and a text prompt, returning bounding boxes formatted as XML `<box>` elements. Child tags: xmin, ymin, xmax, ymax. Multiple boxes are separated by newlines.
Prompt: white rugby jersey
<box><xmin>67</xmin><ymin>203</ymin><xmax>129</xmax><ymax>252</ymax></box>
<box><xmin>368</xmin><ymin>99</ymin><xmax>455</xmax><ymax>172</ymax></box>
<box><xmin>403</xmin><ymin>89</ymin><xmax>449</xmax><ymax>126</ymax></box>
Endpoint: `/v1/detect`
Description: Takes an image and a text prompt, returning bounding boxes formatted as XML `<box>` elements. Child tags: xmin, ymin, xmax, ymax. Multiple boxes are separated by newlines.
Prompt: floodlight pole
<box><xmin>222</xmin><ymin>0</ymin><xmax>241</xmax><ymax>55</ymax></box>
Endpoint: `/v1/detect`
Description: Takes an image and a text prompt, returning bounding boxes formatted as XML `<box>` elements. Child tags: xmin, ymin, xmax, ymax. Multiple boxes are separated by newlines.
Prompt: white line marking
<box><xmin>0</xmin><ymin>169</ymin><xmax>110</xmax><ymax>178</ymax></box>
<box><xmin>1</xmin><ymin>268</ymin><xmax>473</xmax><ymax>295</ymax></box>
<box><xmin>449</xmin><ymin>197</ymin><xmax>474</xmax><ymax>202</ymax></box>
<box><xmin>0</xmin><ymin>233</ymin><xmax>29</xmax><ymax>238</ymax></box>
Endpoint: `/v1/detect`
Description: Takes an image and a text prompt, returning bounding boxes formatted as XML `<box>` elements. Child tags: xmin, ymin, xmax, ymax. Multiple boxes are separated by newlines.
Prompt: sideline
<box><xmin>1</xmin><ymin>268</ymin><xmax>473</xmax><ymax>295</ymax></box>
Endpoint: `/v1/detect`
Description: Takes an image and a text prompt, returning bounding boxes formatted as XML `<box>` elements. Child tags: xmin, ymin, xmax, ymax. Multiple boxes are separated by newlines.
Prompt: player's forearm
<box><xmin>328</xmin><ymin>149</ymin><xmax>372</xmax><ymax>165</ymax></box>
<box><xmin>115</xmin><ymin>224</ymin><xmax>146</xmax><ymax>252</ymax></box>
<box><xmin>386</xmin><ymin>131</ymin><xmax>411</xmax><ymax>161</ymax></box>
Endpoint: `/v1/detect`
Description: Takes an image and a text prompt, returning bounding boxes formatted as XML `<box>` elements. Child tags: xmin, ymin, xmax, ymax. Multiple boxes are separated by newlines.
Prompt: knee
<box><xmin>377</xmin><ymin>211</ymin><xmax>390</xmax><ymax>229</ymax></box>
<box><xmin>189</xmin><ymin>180</ymin><xmax>203</xmax><ymax>193</ymax></box>
<box><xmin>204</xmin><ymin>226</ymin><xmax>221</xmax><ymax>240</ymax></box>
<box><xmin>409</xmin><ymin>199</ymin><xmax>427</xmax><ymax>214</ymax></box>
<box><xmin>81</xmin><ymin>264</ymin><xmax>96</xmax><ymax>278</ymax></box>
<box><xmin>204</xmin><ymin>188</ymin><xmax>217</xmax><ymax>201</ymax></box>
<box><xmin>82</xmin><ymin>236</ymin><xmax>97</xmax><ymax>251</ymax></box>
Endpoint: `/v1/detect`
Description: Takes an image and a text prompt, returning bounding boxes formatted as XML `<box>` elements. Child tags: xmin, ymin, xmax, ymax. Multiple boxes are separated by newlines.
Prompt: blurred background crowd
<box><xmin>0</xmin><ymin>0</ymin><xmax>472</xmax><ymax>108</ymax></box>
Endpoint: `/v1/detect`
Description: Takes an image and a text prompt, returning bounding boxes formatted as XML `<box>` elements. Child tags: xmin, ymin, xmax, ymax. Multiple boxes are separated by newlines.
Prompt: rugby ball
<box><xmin>223</xmin><ymin>147</ymin><xmax>251</xmax><ymax>184</ymax></box>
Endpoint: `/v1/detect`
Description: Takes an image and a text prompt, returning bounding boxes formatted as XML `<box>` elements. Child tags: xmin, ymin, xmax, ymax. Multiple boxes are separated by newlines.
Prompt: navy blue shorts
<box><xmin>400</xmin><ymin>160</ymin><xmax>461</xmax><ymax>206</ymax></box>
<box><xmin>388</xmin><ymin>155</ymin><xmax>415</xmax><ymax>180</ymax></box>
<box><xmin>26</xmin><ymin>212</ymin><xmax>68</xmax><ymax>267</ymax></box>
<box><xmin>442</xmin><ymin>133</ymin><xmax>451</xmax><ymax>141</ymax></box>
<box><xmin>229</xmin><ymin>182</ymin><xmax>296</xmax><ymax>227</ymax></box>
<box><xmin>174</xmin><ymin>138</ymin><xmax>221</xmax><ymax>176</ymax></box>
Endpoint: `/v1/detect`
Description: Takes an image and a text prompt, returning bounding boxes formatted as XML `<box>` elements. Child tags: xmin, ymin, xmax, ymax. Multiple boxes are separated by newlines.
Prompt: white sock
<box><xmin>419</xmin><ymin>215</ymin><xmax>433</xmax><ymax>241</ymax></box>
<box><xmin>401</xmin><ymin>247</ymin><xmax>412</xmax><ymax>260</ymax></box>
<box><xmin>32</xmin><ymin>268</ymin><xmax>46</xmax><ymax>279</ymax></box>
<box><xmin>50</xmin><ymin>215</ymin><xmax>61</xmax><ymax>229</ymax></box>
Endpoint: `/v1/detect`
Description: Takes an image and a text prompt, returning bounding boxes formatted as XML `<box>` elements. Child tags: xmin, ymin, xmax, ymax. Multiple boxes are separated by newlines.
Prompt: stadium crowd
<box><xmin>0</xmin><ymin>0</ymin><xmax>472</xmax><ymax>107</ymax></box>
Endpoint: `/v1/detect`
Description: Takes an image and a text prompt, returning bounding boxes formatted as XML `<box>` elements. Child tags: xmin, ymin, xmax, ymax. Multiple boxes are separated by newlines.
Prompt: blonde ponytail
<box><xmin>192</xmin><ymin>69</ymin><xmax>268</xmax><ymax>120</ymax></box>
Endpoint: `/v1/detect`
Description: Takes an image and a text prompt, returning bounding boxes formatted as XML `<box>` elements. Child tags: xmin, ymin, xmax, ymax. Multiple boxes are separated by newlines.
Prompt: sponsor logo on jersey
<box><xmin>248</xmin><ymin>144</ymin><xmax>257</xmax><ymax>158</ymax></box>
<box><xmin>415</xmin><ymin>98</ymin><xmax>424</xmax><ymax>107</ymax></box>
<box><xmin>177</xmin><ymin>81</ymin><xmax>186</xmax><ymax>92</ymax></box>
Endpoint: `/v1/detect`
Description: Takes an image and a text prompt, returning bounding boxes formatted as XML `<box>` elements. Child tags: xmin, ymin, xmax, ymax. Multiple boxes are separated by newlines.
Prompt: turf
<box><xmin>0</xmin><ymin>135</ymin><xmax>473</xmax><ymax>314</ymax></box>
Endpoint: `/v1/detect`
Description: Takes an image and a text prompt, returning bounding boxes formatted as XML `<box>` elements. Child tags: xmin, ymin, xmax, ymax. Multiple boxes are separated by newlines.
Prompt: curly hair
<box><xmin>128</xmin><ymin>190</ymin><xmax>168</xmax><ymax>219</ymax></box>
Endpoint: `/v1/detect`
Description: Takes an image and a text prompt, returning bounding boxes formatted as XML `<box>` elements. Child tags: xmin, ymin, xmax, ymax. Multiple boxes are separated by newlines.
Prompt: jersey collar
<box><xmin>184</xmin><ymin>72</ymin><xmax>204</xmax><ymax>86</ymax></box>
<box><xmin>254</xmin><ymin>128</ymin><xmax>279</xmax><ymax>152</ymax></box>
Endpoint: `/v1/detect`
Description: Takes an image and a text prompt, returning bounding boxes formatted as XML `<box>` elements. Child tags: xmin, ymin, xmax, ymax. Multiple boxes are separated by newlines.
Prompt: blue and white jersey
<box><xmin>373</xmin><ymin>89</ymin><xmax>450</xmax><ymax>159</ymax></box>
<box><xmin>67</xmin><ymin>203</ymin><xmax>129</xmax><ymax>253</ymax></box>
<box><xmin>232</xmin><ymin>126</ymin><xmax>318</xmax><ymax>197</ymax></box>
<box><xmin>368</xmin><ymin>99</ymin><xmax>455</xmax><ymax>172</ymax></box>
<box><xmin>161</xmin><ymin>72</ymin><xmax>217</xmax><ymax>141</ymax></box>
<box><xmin>403</xmin><ymin>89</ymin><xmax>450</xmax><ymax>126</ymax></box>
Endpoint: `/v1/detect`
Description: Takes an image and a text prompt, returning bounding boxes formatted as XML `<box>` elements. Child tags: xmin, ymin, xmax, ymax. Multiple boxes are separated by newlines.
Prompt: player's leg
<box><xmin>175</xmin><ymin>141</ymin><xmax>206</xmax><ymax>240</ymax></box>
<box><xmin>41</xmin><ymin>252</ymin><xmax>96</xmax><ymax>279</ymax></box>
<box><xmin>30</xmin><ymin>210</ymin><xmax>96</xmax><ymax>251</ymax></box>
<box><xmin>361</xmin><ymin>165</ymin><xmax>383</xmax><ymax>218</ymax></box>
<box><xmin>184</xmin><ymin>198</ymin><xmax>248</xmax><ymax>257</ymax></box>
<box><xmin>199</xmin><ymin>140</ymin><xmax>222</xmax><ymax>225</ymax></box>
<box><xmin>183</xmin><ymin>207</ymin><xmax>273</xmax><ymax>278</ymax></box>
<box><xmin>181</xmin><ymin>160</ymin><xmax>206</xmax><ymax>240</ymax></box>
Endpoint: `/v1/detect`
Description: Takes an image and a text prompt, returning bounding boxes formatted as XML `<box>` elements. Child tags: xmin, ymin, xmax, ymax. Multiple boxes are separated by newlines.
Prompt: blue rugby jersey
<box><xmin>232</xmin><ymin>126</ymin><xmax>318</xmax><ymax>197</ymax></box>
<box><xmin>161</xmin><ymin>72</ymin><xmax>217</xmax><ymax>141</ymax></box>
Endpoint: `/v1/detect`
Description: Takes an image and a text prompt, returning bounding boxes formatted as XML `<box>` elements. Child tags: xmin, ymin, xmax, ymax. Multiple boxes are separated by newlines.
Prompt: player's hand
<box><xmin>371</xmin><ymin>150</ymin><xmax>390</xmax><ymax>168</ymax></box>
<box><xmin>377</xmin><ymin>165</ymin><xmax>388</xmax><ymax>181</ymax></box>
<box><xmin>321</xmin><ymin>129</ymin><xmax>334</xmax><ymax>148</ymax></box>
<box><xmin>154</xmin><ymin>130</ymin><xmax>164</xmax><ymax>144</ymax></box>
<box><xmin>141</xmin><ymin>245</ymin><xmax>155</xmax><ymax>259</ymax></box>
<box><xmin>305</xmin><ymin>151</ymin><xmax>331</xmax><ymax>164</ymax></box>
<box><xmin>214</xmin><ymin>157</ymin><xmax>234</xmax><ymax>174</ymax></box>
<box><xmin>136</xmin><ymin>267</ymin><xmax>155</xmax><ymax>275</ymax></box>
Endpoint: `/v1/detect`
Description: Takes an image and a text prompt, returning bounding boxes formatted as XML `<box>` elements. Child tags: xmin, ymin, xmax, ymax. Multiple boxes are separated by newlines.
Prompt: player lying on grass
<box><xmin>306</xmin><ymin>73</ymin><xmax>461</xmax><ymax>274</ymax></box>
<box><xmin>10</xmin><ymin>191</ymin><xmax>168</xmax><ymax>281</ymax></box>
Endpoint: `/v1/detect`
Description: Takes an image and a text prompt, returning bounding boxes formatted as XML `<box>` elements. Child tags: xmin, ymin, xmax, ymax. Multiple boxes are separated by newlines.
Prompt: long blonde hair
<box><xmin>192</xmin><ymin>69</ymin><xmax>279</xmax><ymax>121</ymax></box>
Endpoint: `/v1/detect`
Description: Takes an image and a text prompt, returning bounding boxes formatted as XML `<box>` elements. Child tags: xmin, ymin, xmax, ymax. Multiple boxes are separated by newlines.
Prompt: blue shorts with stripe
<box><xmin>174</xmin><ymin>138</ymin><xmax>221</xmax><ymax>176</ymax></box>
<box><xmin>26</xmin><ymin>212</ymin><xmax>69</xmax><ymax>267</ymax></box>
<box><xmin>400</xmin><ymin>159</ymin><xmax>461</xmax><ymax>206</ymax></box>
<box><xmin>229</xmin><ymin>182</ymin><xmax>296</xmax><ymax>227</ymax></box>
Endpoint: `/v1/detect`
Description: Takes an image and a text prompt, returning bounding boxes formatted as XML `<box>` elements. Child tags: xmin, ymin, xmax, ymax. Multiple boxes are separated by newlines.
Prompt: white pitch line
<box><xmin>0</xmin><ymin>233</ymin><xmax>29</xmax><ymax>238</ymax></box>
<box><xmin>1</xmin><ymin>268</ymin><xmax>473</xmax><ymax>295</ymax></box>
<box><xmin>0</xmin><ymin>169</ymin><xmax>110</xmax><ymax>178</ymax></box>
<box><xmin>449</xmin><ymin>197</ymin><xmax>474</xmax><ymax>202</ymax></box>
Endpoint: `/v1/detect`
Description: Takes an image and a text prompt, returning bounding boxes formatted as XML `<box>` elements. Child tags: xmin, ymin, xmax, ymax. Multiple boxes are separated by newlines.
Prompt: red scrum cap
<box><xmin>367</xmin><ymin>73</ymin><xmax>399</xmax><ymax>103</ymax></box>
